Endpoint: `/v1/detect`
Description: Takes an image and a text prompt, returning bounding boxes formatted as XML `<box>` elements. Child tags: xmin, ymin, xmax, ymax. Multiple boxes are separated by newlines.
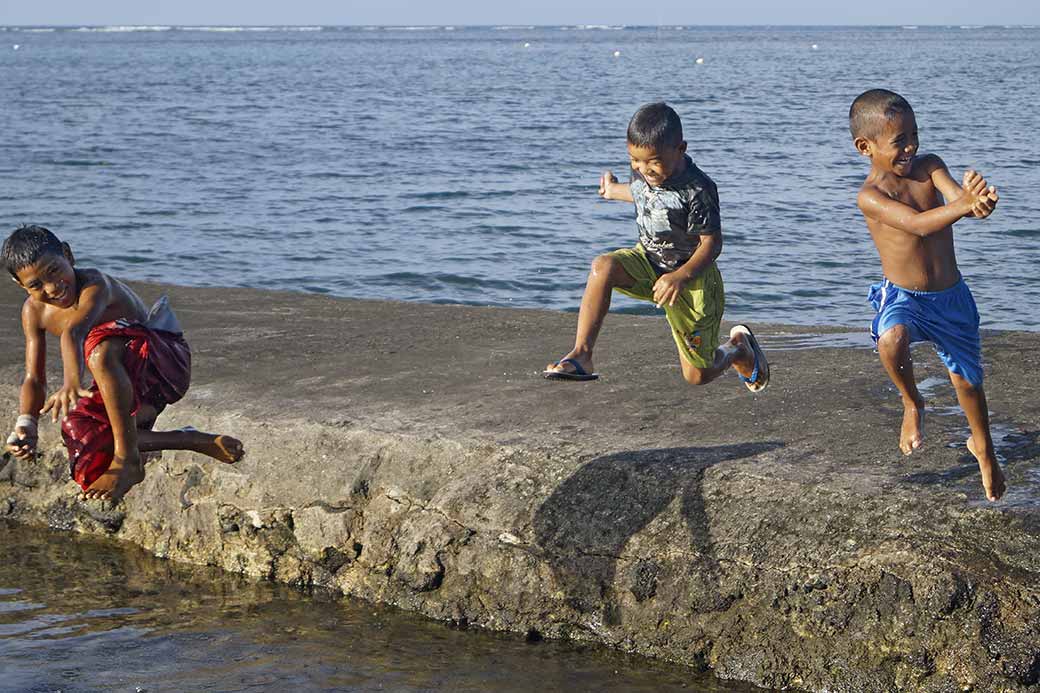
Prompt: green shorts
<box><xmin>610</xmin><ymin>245</ymin><xmax>725</xmax><ymax>368</ymax></box>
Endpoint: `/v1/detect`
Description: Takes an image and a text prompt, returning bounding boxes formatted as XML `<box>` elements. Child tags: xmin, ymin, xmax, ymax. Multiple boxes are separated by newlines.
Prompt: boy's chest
<box><xmin>882</xmin><ymin>178</ymin><xmax>941</xmax><ymax>212</ymax></box>
<box><xmin>634</xmin><ymin>187</ymin><xmax>689</xmax><ymax>230</ymax></box>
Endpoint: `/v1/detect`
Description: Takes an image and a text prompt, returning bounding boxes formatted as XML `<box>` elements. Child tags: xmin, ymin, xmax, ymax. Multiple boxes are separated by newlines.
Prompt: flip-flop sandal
<box><xmin>730</xmin><ymin>324</ymin><xmax>770</xmax><ymax>393</ymax></box>
<box><xmin>543</xmin><ymin>357</ymin><xmax>599</xmax><ymax>381</ymax></box>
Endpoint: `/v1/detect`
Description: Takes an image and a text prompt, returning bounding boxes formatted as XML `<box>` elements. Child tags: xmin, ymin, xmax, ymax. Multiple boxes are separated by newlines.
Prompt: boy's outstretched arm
<box><xmin>926</xmin><ymin>156</ymin><xmax>998</xmax><ymax>219</ymax></box>
<box><xmin>6</xmin><ymin>302</ymin><xmax>47</xmax><ymax>460</ymax></box>
<box><xmin>599</xmin><ymin>171</ymin><xmax>634</xmax><ymax>202</ymax></box>
<box><xmin>41</xmin><ymin>277</ymin><xmax>111</xmax><ymax>422</ymax></box>
<box><xmin>857</xmin><ymin>183</ymin><xmax>981</xmax><ymax>237</ymax></box>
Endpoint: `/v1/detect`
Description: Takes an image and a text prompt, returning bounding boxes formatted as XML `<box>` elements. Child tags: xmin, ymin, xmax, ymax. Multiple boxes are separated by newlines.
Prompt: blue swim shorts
<box><xmin>868</xmin><ymin>278</ymin><xmax>983</xmax><ymax>386</ymax></box>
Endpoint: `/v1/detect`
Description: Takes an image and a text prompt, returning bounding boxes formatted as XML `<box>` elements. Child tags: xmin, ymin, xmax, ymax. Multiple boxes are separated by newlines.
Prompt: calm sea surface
<box><xmin>0</xmin><ymin>25</ymin><xmax>1037</xmax><ymax>329</ymax></box>
<box><xmin>0</xmin><ymin>521</ymin><xmax>758</xmax><ymax>692</ymax></box>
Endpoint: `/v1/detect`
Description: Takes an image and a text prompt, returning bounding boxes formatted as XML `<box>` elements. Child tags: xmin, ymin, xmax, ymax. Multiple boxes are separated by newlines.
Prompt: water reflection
<box><xmin>0</xmin><ymin>522</ymin><xmax>761</xmax><ymax>692</ymax></box>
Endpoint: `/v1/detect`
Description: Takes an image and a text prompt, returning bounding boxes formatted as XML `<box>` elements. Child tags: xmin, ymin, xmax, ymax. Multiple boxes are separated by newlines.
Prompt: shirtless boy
<box><xmin>3</xmin><ymin>225</ymin><xmax>244</xmax><ymax>504</ymax></box>
<box><xmin>850</xmin><ymin>89</ymin><xmax>1004</xmax><ymax>501</ymax></box>
<box><xmin>543</xmin><ymin>102</ymin><xmax>768</xmax><ymax>391</ymax></box>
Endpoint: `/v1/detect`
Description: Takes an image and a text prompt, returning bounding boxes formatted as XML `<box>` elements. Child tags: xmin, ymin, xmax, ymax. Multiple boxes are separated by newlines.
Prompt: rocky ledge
<box><xmin>1</xmin><ymin>281</ymin><xmax>1038</xmax><ymax>692</ymax></box>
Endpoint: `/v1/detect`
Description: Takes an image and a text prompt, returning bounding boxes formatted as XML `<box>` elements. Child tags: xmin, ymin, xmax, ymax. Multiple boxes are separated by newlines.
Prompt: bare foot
<box><xmin>200</xmin><ymin>434</ymin><xmax>245</xmax><ymax>464</ymax></box>
<box><xmin>83</xmin><ymin>453</ymin><xmax>146</xmax><ymax>504</ymax></box>
<box><xmin>899</xmin><ymin>400</ymin><xmax>924</xmax><ymax>455</ymax></box>
<box><xmin>967</xmin><ymin>436</ymin><xmax>1006</xmax><ymax>501</ymax></box>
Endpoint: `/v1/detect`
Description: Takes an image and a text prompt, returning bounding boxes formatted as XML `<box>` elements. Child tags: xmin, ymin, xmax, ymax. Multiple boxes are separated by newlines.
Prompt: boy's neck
<box><xmin>670</xmin><ymin>155</ymin><xmax>689</xmax><ymax>180</ymax></box>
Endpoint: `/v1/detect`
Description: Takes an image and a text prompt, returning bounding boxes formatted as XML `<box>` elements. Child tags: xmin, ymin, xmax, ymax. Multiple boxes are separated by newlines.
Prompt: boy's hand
<box><xmin>652</xmin><ymin>271</ymin><xmax>689</xmax><ymax>308</ymax></box>
<box><xmin>5</xmin><ymin>417</ymin><xmax>38</xmax><ymax>460</ymax></box>
<box><xmin>962</xmin><ymin>170</ymin><xmax>999</xmax><ymax>218</ymax></box>
<box><xmin>41</xmin><ymin>381</ymin><xmax>92</xmax><ymax>422</ymax></box>
<box><xmin>599</xmin><ymin>171</ymin><xmax>623</xmax><ymax>200</ymax></box>
<box><xmin>972</xmin><ymin>186</ymin><xmax>999</xmax><ymax>218</ymax></box>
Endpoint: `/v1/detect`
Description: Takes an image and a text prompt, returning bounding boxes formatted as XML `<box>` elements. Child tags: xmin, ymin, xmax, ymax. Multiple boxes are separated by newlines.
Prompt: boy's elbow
<box><xmin>706</xmin><ymin>231</ymin><xmax>722</xmax><ymax>259</ymax></box>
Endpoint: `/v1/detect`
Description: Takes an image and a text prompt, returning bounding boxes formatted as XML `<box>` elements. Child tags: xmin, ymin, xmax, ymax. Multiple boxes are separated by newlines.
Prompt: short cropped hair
<box><xmin>627</xmin><ymin>102</ymin><xmax>684</xmax><ymax>150</ymax></box>
<box><xmin>1</xmin><ymin>225</ymin><xmax>65</xmax><ymax>278</ymax></box>
<box><xmin>849</xmin><ymin>89</ymin><xmax>914</xmax><ymax>140</ymax></box>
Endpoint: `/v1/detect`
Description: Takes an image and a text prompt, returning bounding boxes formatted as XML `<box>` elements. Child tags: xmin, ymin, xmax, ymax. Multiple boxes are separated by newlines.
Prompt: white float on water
<box><xmin>12</xmin><ymin>44</ymin><xmax>19</xmax><ymax>50</ymax></box>
<box><xmin>811</xmin><ymin>44</ymin><xmax>819</xmax><ymax>49</ymax></box>
<box><xmin>523</xmin><ymin>42</ymin><xmax>530</xmax><ymax>48</ymax></box>
<box><xmin>613</xmin><ymin>50</ymin><xmax>621</xmax><ymax>57</ymax></box>
<box><xmin>695</xmin><ymin>57</ymin><xmax>704</xmax><ymax>64</ymax></box>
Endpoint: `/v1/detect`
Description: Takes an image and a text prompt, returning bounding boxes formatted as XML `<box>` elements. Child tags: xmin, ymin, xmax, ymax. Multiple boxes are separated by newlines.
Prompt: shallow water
<box><xmin>0</xmin><ymin>522</ymin><xmax>760</xmax><ymax>692</ymax></box>
<box><xmin>0</xmin><ymin>25</ymin><xmax>1037</xmax><ymax>329</ymax></box>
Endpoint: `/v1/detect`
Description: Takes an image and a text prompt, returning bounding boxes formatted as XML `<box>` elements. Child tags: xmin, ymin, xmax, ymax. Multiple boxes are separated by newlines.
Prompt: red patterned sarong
<box><xmin>61</xmin><ymin>298</ymin><xmax>191</xmax><ymax>490</ymax></box>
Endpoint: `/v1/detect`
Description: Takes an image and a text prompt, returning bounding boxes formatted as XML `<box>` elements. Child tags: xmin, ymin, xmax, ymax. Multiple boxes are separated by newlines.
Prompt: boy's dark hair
<box><xmin>2</xmin><ymin>225</ymin><xmax>65</xmax><ymax>278</ymax></box>
<box><xmin>849</xmin><ymin>89</ymin><xmax>914</xmax><ymax>140</ymax></box>
<box><xmin>627</xmin><ymin>102</ymin><xmax>684</xmax><ymax>150</ymax></box>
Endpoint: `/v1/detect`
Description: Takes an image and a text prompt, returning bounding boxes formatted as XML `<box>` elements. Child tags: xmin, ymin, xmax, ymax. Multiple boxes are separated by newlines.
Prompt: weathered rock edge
<box><xmin>1</xmin><ymin>413</ymin><xmax>1037</xmax><ymax>693</ymax></box>
<box><xmin>1</xmin><ymin>284</ymin><xmax>1039</xmax><ymax>692</ymax></box>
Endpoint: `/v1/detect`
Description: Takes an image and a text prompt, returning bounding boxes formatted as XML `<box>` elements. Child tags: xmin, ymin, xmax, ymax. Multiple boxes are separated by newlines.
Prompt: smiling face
<box><xmin>861</xmin><ymin>110</ymin><xmax>919</xmax><ymax>177</ymax></box>
<box><xmin>14</xmin><ymin>251</ymin><xmax>78</xmax><ymax>309</ymax></box>
<box><xmin>627</xmin><ymin>140</ymin><xmax>687</xmax><ymax>187</ymax></box>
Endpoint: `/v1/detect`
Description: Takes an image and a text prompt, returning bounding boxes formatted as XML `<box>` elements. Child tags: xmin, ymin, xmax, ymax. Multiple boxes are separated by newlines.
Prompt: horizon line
<box><xmin>2</xmin><ymin>23</ymin><xmax>1037</xmax><ymax>28</ymax></box>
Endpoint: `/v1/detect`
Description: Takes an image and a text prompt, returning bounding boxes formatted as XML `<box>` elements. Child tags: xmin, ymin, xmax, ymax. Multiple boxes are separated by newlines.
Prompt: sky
<box><xmin>0</xmin><ymin>0</ymin><xmax>1036</xmax><ymax>26</ymax></box>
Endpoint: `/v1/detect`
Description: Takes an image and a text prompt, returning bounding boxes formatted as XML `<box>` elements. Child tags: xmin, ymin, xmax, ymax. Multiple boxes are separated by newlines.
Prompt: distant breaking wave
<box><xmin>190</xmin><ymin>26</ymin><xmax>323</xmax><ymax>32</ymax></box>
<box><xmin>8</xmin><ymin>25</ymin><xmax>324</xmax><ymax>33</ymax></box>
<box><xmin>73</xmin><ymin>26</ymin><xmax>172</xmax><ymax>32</ymax></box>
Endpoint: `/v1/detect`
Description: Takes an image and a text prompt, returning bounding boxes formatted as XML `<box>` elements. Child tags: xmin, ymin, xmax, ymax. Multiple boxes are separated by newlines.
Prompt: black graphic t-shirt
<box><xmin>630</xmin><ymin>156</ymin><xmax>721</xmax><ymax>273</ymax></box>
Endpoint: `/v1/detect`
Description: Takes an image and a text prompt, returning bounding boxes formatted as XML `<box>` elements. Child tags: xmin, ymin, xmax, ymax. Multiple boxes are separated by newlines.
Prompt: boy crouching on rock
<box><xmin>3</xmin><ymin>225</ymin><xmax>244</xmax><ymax>504</ymax></box>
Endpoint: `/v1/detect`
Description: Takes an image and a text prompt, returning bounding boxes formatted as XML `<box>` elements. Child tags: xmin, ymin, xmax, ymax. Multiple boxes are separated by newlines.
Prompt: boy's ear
<box><xmin>61</xmin><ymin>242</ymin><xmax>75</xmax><ymax>266</ymax></box>
<box><xmin>853</xmin><ymin>136</ymin><xmax>872</xmax><ymax>157</ymax></box>
<box><xmin>678</xmin><ymin>140</ymin><xmax>688</xmax><ymax>155</ymax></box>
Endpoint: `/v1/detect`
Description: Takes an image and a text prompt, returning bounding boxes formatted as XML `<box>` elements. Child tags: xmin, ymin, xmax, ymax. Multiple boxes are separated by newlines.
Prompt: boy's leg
<box><xmin>949</xmin><ymin>372</ymin><xmax>1005</xmax><ymax>501</ymax></box>
<box><xmin>82</xmin><ymin>341</ymin><xmax>245</xmax><ymax>503</ymax></box>
<box><xmin>136</xmin><ymin>428</ymin><xmax>244</xmax><ymax>464</ymax></box>
<box><xmin>132</xmin><ymin>403</ymin><xmax>244</xmax><ymax>464</ymax></box>
<box><xmin>876</xmin><ymin>325</ymin><xmax>926</xmax><ymax>455</ymax></box>
<box><xmin>545</xmin><ymin>253</ymin><xmax>636</xmax><ymax>376</ymax></box>
<box><xmin>82</xmin><ymin>339</ymin><xmax>144</xmax><ymax>502</ymax></box>
<box><xmin>679</xmin><ymin>331</ymin><xmax>756</xmax><ymax>386</ymax></box>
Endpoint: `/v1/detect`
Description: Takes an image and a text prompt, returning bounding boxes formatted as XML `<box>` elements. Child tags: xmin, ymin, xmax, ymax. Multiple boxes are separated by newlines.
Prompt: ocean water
<box><xmin>0</xmin><ymin>25</ymin><xmax>1037</xmax><ymax>329</ymax></box>
<box><xmin>0</xmin><ymin>521</ymin><xmax>759</xmax><ymax>693</ymax></box>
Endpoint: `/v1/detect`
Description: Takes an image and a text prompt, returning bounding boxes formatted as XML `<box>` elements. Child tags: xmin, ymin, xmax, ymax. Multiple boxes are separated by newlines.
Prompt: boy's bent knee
<box><xmin>590</xmin><ymin>253</ymin><xmax>620</xmax><ymax>278</ymax></box>
<box><xmin>878</xmin><ymin>324</ymin><xmax>910</xmax><ymax>350</ymax></box>
<box><xmin>682</xmin><ymin>364</ymin><xmax>710</xmax><ymax>386</ymax></box>
<box><xmin>87</xmin><ymin>338</ymin><xmax>127</xmax><ymax>374</ymax></box>
<box><xmin>949</xmin><ymin>370</ymin><xmax>983</xmax><ymax>392</ymax></box>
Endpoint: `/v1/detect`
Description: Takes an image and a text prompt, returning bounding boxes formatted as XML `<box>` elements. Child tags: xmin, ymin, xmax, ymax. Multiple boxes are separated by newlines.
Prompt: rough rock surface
<box><xmin>1</xmin><ymin>281</ymin><xmax>1039</xmax><ymax>692</ymax></box>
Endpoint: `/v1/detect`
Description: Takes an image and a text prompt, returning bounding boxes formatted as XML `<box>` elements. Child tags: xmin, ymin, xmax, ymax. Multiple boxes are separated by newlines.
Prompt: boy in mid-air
<box><xmin>850</xmin><ymin>89</ymin><xmax>1003</xmax><ymax>501</ymax></box>
<box><xmin>3</xmin><ymin>225</ymin><xmax>244</xmax><ymax>504</ymax></box>
<box><xmin>544</xmin><ymin>102</ymin><xmax>768</xmax><ymax>392</ymax></box>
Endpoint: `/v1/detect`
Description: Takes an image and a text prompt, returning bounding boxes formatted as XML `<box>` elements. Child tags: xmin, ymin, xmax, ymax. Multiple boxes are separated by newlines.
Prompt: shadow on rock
<box><xmin>533</xmin><ymin>442</ymin><xmax>784</xmax><ymax>625</ymax></box>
